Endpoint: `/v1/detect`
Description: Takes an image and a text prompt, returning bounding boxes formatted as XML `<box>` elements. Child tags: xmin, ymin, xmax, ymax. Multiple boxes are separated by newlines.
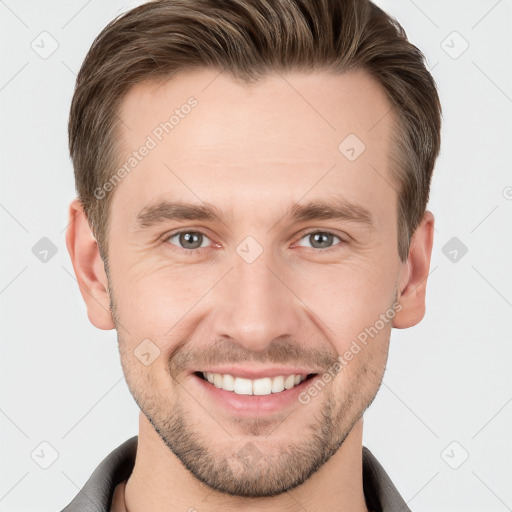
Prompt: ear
<box><xmin>392</xmin><ymin>210</ymin><xmax>435</xmax><ymax>329</ymax></box>
<box><xmin>65</xmin><ymin>198</ymin><xmax>115</xmax><ymax>330</ymax></box>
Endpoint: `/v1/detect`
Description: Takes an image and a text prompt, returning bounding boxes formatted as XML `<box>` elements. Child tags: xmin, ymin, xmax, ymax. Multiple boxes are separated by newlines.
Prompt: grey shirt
<box><xmin>60</xmin><ymin>436</ymin><xmax>411</xmax><ymax>512</ymax></box>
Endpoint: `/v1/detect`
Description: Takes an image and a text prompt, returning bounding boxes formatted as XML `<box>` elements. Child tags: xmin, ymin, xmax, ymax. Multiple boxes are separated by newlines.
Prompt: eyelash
<box><xmin>162</xmin><ymin>229</ymin><xmax>345</xmax><ymax>255</ymax></box>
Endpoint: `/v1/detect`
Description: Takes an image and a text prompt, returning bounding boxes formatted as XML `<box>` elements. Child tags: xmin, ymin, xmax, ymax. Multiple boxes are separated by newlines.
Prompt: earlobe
<box><xmin>65</xmin><ymin>199</ymin><xmax>115</xmax><ymax>330</ymax></box>
<box><xmin>392</xmin><ymin>211</ymin><xmax>435</xmax><ymax>329</ymax></box>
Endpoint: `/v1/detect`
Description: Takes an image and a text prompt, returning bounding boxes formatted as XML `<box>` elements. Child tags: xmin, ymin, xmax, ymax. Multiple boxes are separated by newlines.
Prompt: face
<box><xmin>102</xmin><ymin>69</ymin><xmax>407</xmax><ymax>496</ymax></box>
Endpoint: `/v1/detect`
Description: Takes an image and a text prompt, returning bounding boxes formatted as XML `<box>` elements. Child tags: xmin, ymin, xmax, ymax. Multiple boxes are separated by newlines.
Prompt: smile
<box><xmin>196</xmin><ymin>371</ymin><xmax>317</xmax><ymax>395</ymax></box>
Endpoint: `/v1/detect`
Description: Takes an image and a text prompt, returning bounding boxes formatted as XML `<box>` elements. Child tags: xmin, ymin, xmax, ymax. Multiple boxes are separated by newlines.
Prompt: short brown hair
<box><xmin>68</xmin><ymin>0</ymin><xmax>441</xmax><ymax>263</ymax></box>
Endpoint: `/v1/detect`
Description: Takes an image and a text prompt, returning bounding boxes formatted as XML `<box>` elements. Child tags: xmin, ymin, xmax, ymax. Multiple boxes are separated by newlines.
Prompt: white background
<box><xmin>0</xmin><ymin>1</ymin><xmax>511</xmax><ymax>510</ymax></box>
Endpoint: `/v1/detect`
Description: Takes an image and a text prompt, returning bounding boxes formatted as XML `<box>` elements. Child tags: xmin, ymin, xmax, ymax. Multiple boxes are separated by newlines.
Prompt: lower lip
<box><xmin>191</xmin><ymin>373</ymin><xmax>318</xmax><ymax>416</ymax></box>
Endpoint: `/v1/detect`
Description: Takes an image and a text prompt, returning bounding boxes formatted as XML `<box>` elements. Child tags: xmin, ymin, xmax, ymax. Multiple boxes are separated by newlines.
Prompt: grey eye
<box><xmin>297</xmin><ymin>232</ymin><xmax>341</xmax><ymax>249</ymax></box>
<box><xmin>168</xmin><ymin>231</ymin><xmax>209</xmax><ymax>250</ymax></box>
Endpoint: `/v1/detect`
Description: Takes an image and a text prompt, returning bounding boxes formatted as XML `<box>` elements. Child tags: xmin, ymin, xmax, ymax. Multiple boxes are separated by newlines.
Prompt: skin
<box><xmin>66</xmin><ymin>68</ymin><xmax>434</xmax><ymax>512</ymax></box>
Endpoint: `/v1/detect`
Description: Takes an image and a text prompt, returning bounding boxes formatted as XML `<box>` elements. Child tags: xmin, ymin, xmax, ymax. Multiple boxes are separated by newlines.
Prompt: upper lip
<box><xmin>193</xmin><ymin>367</ymin><xmax>319</xmax><ymax>379</ymax></box>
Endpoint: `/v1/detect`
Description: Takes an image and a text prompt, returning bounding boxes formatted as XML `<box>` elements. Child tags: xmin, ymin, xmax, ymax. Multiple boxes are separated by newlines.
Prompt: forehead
<box><xmin>112</xmin><ymin>68</ymin><xmax>397</xmax><ymax>227</ymax></box>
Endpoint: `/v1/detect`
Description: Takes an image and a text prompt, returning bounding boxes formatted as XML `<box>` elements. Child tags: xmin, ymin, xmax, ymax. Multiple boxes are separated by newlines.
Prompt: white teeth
<box><xmin>201</xmin><ymin>372</ymin><xmax>309</xmax><ymax>395</ymax></box>
<box><xmin>253</xmin><ymin>377</ymin><xmax>272</xmax><ymax>395</ymax></box>
<box><xmin>222</xmin><ymin>373</ymin><xmax>235</xmax><ymax>391</ymax></box>
<box><xmin>213</xmin><ymin>373</ymin><xmax>223</xmax><ymax>388</ymax></box>
<box><xmin>271</xmin><ymin>376</ymin><xmax>285</xmax><ymax>393</ymax></box>
<box><xmin>234</xmin><ymin>377</ymin><xmax>252</xmax><ymax>395</ymax></box>
<box><xmin>284</xmin><ymin>375</ymin><xmax>295</xmax><ymax>389</ymax></box>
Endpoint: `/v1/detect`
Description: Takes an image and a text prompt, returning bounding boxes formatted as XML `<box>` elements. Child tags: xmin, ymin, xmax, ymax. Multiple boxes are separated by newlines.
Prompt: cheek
<box><xmin>110</xmin><ymin>263</ymin><xmax>220</xmax><ymax>371</ymax></box>
<box><xmin>112</xmin><ymin>258</ymin><xmax>203</xmax><ymax>324</ymax></box>
<box><xmin>118</xmin><ymin>326</ymin><xmax>177</xmax><ymax>403</ymax></box>
<box><xmin>296</xmin><ymin>258</ymin><xmax>398</xmax><ymax>351</ymax></box>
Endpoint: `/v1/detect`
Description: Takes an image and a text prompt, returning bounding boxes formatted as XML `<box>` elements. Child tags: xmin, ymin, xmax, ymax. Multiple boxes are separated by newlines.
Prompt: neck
<box><xmin>122</xmin><ymin>412</ymin><xmax>369</xmax><ymax>512</ymax></box>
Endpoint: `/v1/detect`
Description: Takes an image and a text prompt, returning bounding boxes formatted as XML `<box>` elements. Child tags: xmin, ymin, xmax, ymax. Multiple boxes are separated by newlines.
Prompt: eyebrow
<box><xmin>286</xmin><ymin>200</ymin><xmax>374</xmax><ymax>228</ymax></box>
<box><xmin>136</xmin><ymin>201</ymin><xmax>226</xmax><ymax>229</ymax></box>
<box><xmin>135</xmin><ymin>198</ymin><xmax>374</xmax><ymax>231</ymax></box>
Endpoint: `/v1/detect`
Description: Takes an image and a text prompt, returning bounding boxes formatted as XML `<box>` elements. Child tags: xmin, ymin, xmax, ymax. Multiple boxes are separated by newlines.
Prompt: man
<box><xmin>62</xmin><ymin>0</ymin><xmax>441</xmax><ymax>510</ymax></box>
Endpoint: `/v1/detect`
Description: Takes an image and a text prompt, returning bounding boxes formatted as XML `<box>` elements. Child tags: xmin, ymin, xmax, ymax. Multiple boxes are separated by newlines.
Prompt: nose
<box><xmin>211</xmin><ymin>247</ymin><xmax>301</xmax><ymax>353</ymax></box>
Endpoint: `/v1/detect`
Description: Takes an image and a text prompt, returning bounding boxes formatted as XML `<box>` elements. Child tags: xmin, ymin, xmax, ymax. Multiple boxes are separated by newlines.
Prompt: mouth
<box><xmin>193</xmin><ymin>371</ymin><xmax>318</xmax><ymax>395</ymax></box>
<box><xmin>190</xmin><ymin>369</ymin><xmax>320</xmax><ymax>416</ymax></box>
